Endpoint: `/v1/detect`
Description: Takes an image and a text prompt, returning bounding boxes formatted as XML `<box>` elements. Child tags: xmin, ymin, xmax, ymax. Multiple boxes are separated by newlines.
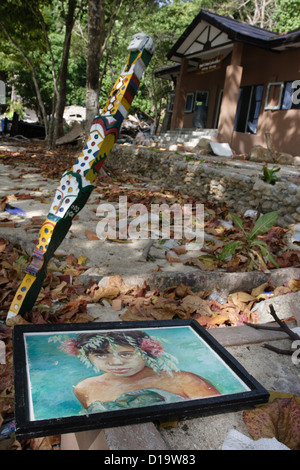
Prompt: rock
<box><xmin>167</xmin><ymin>144</ymin><xmax>178</xmax><ymax>151</ymax></box>
<box><xmin>149</xmin><ymin>246</ymin><xmax>168</xmax><ymax>259</ymax></box>
<box><xmin>252</xmin><ymin>179</ymin><xmax>267</xmax><ymax>191</ymax></box>
<box><xmin>159</xmin><ymin>239</ymin><xmax>180</xmax><ymax>251</ymax></box>
<box><xmin>56</xmin><ymin>122</ymin><xmax>84</xmax><ymax>145</ymax></box>
<box><xmin>276</xmin><ymin>152</ymin><xmax>294</xmax><ymax>165</ymax></box>
<box><xmin>291</xmin><ymin>224</ymin><xmax>300</xmax><ymax>243</ymax></box>
<box><xmin>251</xmin><ymin>291</ymin><xmax>300</xmax><ymax>324</ymax></box>
<box><xmin>86</xmin><ymin>303</ymin><xmax>122</xmax><ymax>322</ymax></box>
<box><xmin>194</xmin><ymin>138</ymin><xmax>212</xmax><ymax>153</ymax></box>
<box><xmin>248</xmin><ymin>145</ymin><xmax>273</xmax><ymax>163</ymax></box>
<box><xmin>210</xmin><ymin>142</ymin><xmax>233</xmax><ymax>157</ymax></box>
<box><xmin>244</xmin><ymin>210</ymin><xmax>260</xmax><ymax>219</ymax></box>
<box><xmin>218</xmin><ymin>219</ymin><xmax>233</xmax><ymax>229</ymax></box>
<box><xmin>294</xmin><ymin>156</ymin><xmax>300</xmax><ymax>166</ymax></box>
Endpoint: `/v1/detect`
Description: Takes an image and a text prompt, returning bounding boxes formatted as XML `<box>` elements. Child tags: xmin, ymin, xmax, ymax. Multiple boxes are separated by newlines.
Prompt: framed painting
<box><xmin>13</xmin><ymin>320</ymin><xmax>269</xmax><ymax>439</ymax></box>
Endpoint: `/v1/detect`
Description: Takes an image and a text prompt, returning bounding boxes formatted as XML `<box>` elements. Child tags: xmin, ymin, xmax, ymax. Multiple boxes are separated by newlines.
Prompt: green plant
<box><xmin>4</xmin><ymin>100</ymin><xmax>26</xmax><ymax>120</ymax></box>
<box><xmin>219</xmin><ymin>211</ymin><xmax>279</xmax><ymax>269</ymax></box>
<box><xmin>262</xmin><ymin>166</ymin><xmax>280</xmax><ymax>184</ymax></box>
<box><xmin>184</xmin><ymin>155</ymin><xmax>195</xmax><ymax>161</ymax></box>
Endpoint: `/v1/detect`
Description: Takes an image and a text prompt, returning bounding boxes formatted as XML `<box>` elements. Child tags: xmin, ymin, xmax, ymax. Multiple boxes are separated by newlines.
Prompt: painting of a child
<box><xmin>58</xmin><ymin>330</ymin><xmax>220</xmax><ymax>413</ymax></box>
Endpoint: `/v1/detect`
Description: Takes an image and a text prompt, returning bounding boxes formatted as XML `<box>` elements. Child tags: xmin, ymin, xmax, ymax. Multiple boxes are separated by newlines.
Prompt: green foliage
<box><xmin>218</xmin><ymin>240</ymin><xmax>243</xmax><ymax>260</ymax></box>
<box><xmin>2</xmin><ymin>0</ymin><xmax>300</xmax><ymax>131</ymax></box>
<box><xmin>219</xmin><ymin>211</ymin><xmax>279</xmax><ymax>269</ymax></box>
<box><xmin>273</xmin><ymin>0</ymin><xmax>300</xmax><ymax>32</ymax></box>
<box><xmin>262</xmin><ymin>166</ymin><xmax>281</xmax><ymax>185</ymax></box>
<box><xmin>4</xmin><ymin>100</ymin><xmax>26</xmax><ymax>120</ymax></box>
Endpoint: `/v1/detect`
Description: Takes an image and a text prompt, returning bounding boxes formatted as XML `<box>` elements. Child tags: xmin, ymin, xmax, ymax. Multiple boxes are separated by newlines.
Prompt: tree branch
<box><xmin>23</xmin><ymin>0</ymin><xmax>59</xmax><ymax>99</ymax></box>
<box><xmin>244</xmin><ymin>303</ymin><xmax>300</xmax><ymax>356</ymax></box>
<box><xmin>0</xmin><ymin>20</ymin><xmax>48</xmax><ymax>137</ymax></box>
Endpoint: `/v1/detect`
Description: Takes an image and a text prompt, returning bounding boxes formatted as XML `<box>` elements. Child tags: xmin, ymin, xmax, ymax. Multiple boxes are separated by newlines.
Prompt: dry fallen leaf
<box><xmin>92</xmin><ymin>286</ymin><xmax>120</xmax><ymax>302</ymax></box>
<box><xmin>243</xmin><ymin>397</ymin><xmax>300</xmax><ymax>450</ymax></box>
<box><xmin>228</xmin><ymin>291</ymin><xmax>256</xmax><ymax>309</ymax></box>
<box><xmin>196</xmin><ymin>315</ymin><xmax>214</xmax><ymax>327</ymax></box>
<box><xmin>181</xmin><ymin>295</ymin><xmax>212</xmax><ymax>316</ymax></box>
<box><xmin>251</xmin><ymin>282</ymin><xmax>269</xmax><ymax>297</ymax></box>
<box><xmin>77</xmin><ymin>255</ymin><xmax>87</xmax><ymax>265</ymax></box>
<box><xmin>183</xmin><ymin>257</ymin><xmax>217</xmax><ymax>271</ymax></box>
<box><xmin>171</xmin><ymin>246</ymin><xmax>187</xmax><ymax>255</ymax></box>
<box><xmin>0</xmin><ymin>239</ymin><xmax>8</xmax><ymax>253</ymax></box>
<box><xmin>273</xmin><ymin>285</ymin><xmax>292</xmax><ymax>296</ymax></box>
<box><xmin>287</xmin><ymin>279</ymin><xmax>300</xmax><ymax>292</ymax></box>
<box><xmin>174</xmin><ymin>284</ymin><xmax>193</xmax><ymax>298</ymax></box>
<box><xmin>85</xmin><ymin>230</ymin><xmax>99</xmax><ymax>241</ymax></box>
<box><xmin>6</xmin><ymin>315</ymin><xmax>30</xmax><ymax>327</ymax></box>
<box><xmin>28</xmin><ymin>435</ymin><xmax>60</xmax><ymax>450</ymax></box>
<box><xmin>166</xmin><ymin>252</ymin><xmax>180</xmax><ymax>263</ymax></box>
<box><xmin>208</xmin><ymin>313</ymin><xmax>230</xmax><ymax>326</ymax></box>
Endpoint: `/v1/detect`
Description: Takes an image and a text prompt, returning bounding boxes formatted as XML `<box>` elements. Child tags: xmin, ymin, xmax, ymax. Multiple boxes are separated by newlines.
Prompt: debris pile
<box><xmin>118</xmin><ymin>114</ymin><xmax>154</xmax><ymax>145</ymax></box>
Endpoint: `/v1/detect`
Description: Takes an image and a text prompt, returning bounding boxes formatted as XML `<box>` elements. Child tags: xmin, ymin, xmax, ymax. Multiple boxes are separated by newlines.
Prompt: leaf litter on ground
<box><xmin>0</xmin><ymin>142</ymin><xmax>300</xmax><ymax>449</ymax></box>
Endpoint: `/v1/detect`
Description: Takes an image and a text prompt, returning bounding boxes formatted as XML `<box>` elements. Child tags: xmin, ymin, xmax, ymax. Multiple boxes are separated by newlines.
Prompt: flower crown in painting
<box><xmin>49</xmin><ymin>332</ymin><xmax>179</xmax><ymax>376</ymax></box>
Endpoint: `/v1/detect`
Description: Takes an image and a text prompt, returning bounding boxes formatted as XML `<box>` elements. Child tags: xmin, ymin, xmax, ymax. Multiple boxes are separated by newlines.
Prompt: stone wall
<box><xmin>107</xmin><ymin>145</ymin><xmax>300</xmax><ymax>227</ymax></box>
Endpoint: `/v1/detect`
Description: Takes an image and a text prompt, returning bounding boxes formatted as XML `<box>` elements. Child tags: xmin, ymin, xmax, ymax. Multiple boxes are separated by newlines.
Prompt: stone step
<box><xmin>164</xmin><ymin>128</ymin><xmax>217</xmax><ymax>135</ymax></box>
<box><xmin>156</xmin><ymin>128</ymin><xmax>218</xmax><ymax>146</ymax></box>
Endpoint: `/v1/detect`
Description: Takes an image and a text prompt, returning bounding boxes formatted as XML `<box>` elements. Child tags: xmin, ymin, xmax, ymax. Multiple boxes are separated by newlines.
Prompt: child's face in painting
<box><xmin>88</xmin><ymin>344</ymin><xmax>146</xmax><ymax>377</ymax></box>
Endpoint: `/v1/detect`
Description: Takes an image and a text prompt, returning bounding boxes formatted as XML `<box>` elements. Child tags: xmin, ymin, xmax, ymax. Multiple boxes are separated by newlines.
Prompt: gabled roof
<box><xmin>167</xmin><ymin>9</ymin><xmax>300</xmax><ymax>63</ymax></box>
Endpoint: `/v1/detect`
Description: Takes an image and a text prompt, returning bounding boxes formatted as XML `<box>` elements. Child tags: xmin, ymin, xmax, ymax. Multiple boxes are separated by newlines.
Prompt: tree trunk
<box><xmin>85</xmin><ymin>0</ymin><xmax>104</xmax><ymax>129</ymax></box>
<box><xmin>52</xmin><ymin>0</ymin><xmax>78</xmax><ymax>147</ymax></box>
<box><xmin>0</xmin><ymin>21</ymin><xmax>48</xmax><ymax>138</ymax></box>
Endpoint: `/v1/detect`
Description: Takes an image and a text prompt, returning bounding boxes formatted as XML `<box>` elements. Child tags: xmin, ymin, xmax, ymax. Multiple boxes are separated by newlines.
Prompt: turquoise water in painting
<box><xmin>24</xmin><ymin>326</ymin><xmax>249</xmax><ymax>421</ymax></box>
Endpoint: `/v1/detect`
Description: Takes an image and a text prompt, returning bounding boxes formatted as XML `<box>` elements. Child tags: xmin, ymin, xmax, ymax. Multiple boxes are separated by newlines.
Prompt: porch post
<box><xmin>170</xmin><ymin>57</ymin><xmax>188</xmax><ymax>130</ymax></box>
<box><xmin>217</xmin><ymin>42</ymin><xmax>243</xmax><ymax>143</ymax></box>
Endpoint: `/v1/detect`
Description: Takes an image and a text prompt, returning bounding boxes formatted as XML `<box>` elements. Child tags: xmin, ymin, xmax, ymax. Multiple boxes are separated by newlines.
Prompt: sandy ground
<box><xmin>0</xmin><ymin>160</ymin><xmax>202</xmax><ymax>279</ymax></box>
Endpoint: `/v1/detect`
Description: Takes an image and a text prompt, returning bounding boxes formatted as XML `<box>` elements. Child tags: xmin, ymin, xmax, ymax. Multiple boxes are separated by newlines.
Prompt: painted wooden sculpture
<box><xmin>7</xmin><ymin>33</ymin><xmax>154</xmax><ymax>324</ymax></box>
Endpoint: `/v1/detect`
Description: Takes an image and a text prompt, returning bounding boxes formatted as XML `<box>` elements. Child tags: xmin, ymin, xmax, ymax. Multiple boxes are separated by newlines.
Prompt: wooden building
<box><xmin>155</xmin><ymin>10</ymin><xmax>300</xmax><ymax>156</ymax></box>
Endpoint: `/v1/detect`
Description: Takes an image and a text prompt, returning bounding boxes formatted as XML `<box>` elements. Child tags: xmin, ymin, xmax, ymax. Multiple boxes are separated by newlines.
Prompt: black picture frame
<box><xmin>13</xmin><ymin>319</ymin><xmax>269</xmax><ymax>440</ymax></box>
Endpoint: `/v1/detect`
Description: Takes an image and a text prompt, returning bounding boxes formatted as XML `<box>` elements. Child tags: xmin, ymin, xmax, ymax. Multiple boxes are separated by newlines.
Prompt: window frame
<box><xmin>264</xmin><ymin>82</ymin><xmax>284</xmax><ymax>111</ymax></box>
<box><xmin>167</xmin><ymin>92</ymin><xmax>175</xmax><ymax>113</ymax></box>
<box><xmin>194</xmin><ymin>90</ymin><xmax>209</xmax><ymax>110</ymax></box>
<box><xmin>184</xmin><ymin>93</ymin><xmax>195</xmax><ymax>113</ymax></box>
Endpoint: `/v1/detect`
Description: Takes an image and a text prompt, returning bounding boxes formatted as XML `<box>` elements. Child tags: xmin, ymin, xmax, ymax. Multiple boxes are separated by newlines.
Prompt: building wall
<box><xmin>178</xmin><ymin>56</ymin><xmax>230</xmax><ymax>129</ymax></box>
<box><xmin>237</xmin><ymin>45</ymin><xmax>300</xmax><ymax>155</ymax></box>
<box><xmin>172</xmin><ymin>44</ymin><xmax>300</xmax><ymax>156</ymax></box>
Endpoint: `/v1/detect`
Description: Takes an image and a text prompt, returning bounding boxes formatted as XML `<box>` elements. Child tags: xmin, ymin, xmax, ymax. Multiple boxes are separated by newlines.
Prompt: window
<box><xmin>167</xmin><ymin>92</ymin><xmax>175</xmax><ymax>113</ymax></box>
<box><xmin>194</xmin><ymin>90</ymin><xmax>209</xmax><ymax>109</ymax></box>
<box><xmin>264</xmin><ymin>80</ymin><xmax>300</xmax><ymax>111</ymax></box>
<box><xmin>193</xmin><ymin>90</ymin><xmax>209</xmax><ymax>128</ymax></box>
<box><xmin>264</xmin><ymin>82</ymin><xmax>284</xmax><ymax>110</ymax></box>
<box><xmin>184</xmin><ymin>93</ymin><xmax>194</xmax><ymax>113</ymax></box>
<box><xmin>234</xmin><ymin>85</ymin><xmax>264</xmax><ymax>134</ymax></box>
<box><xmin>214</xmin><ymin>89</ymin><xmax>223</xmax><ymax>129</ymax></box>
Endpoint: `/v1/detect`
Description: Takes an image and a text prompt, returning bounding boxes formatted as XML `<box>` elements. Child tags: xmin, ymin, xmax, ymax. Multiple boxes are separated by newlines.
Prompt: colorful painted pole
<box><xmin>7</xmin><ymin>33</ymin><xmax>154</xmax><ymax>324</ymax></box>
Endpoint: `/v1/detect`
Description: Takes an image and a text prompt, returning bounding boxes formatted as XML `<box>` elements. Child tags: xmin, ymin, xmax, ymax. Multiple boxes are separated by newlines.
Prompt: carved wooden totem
<box><xmin>7</xmin><ymin>33</ymin><xmax>154</xmax><ymax>323</ymax></box>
